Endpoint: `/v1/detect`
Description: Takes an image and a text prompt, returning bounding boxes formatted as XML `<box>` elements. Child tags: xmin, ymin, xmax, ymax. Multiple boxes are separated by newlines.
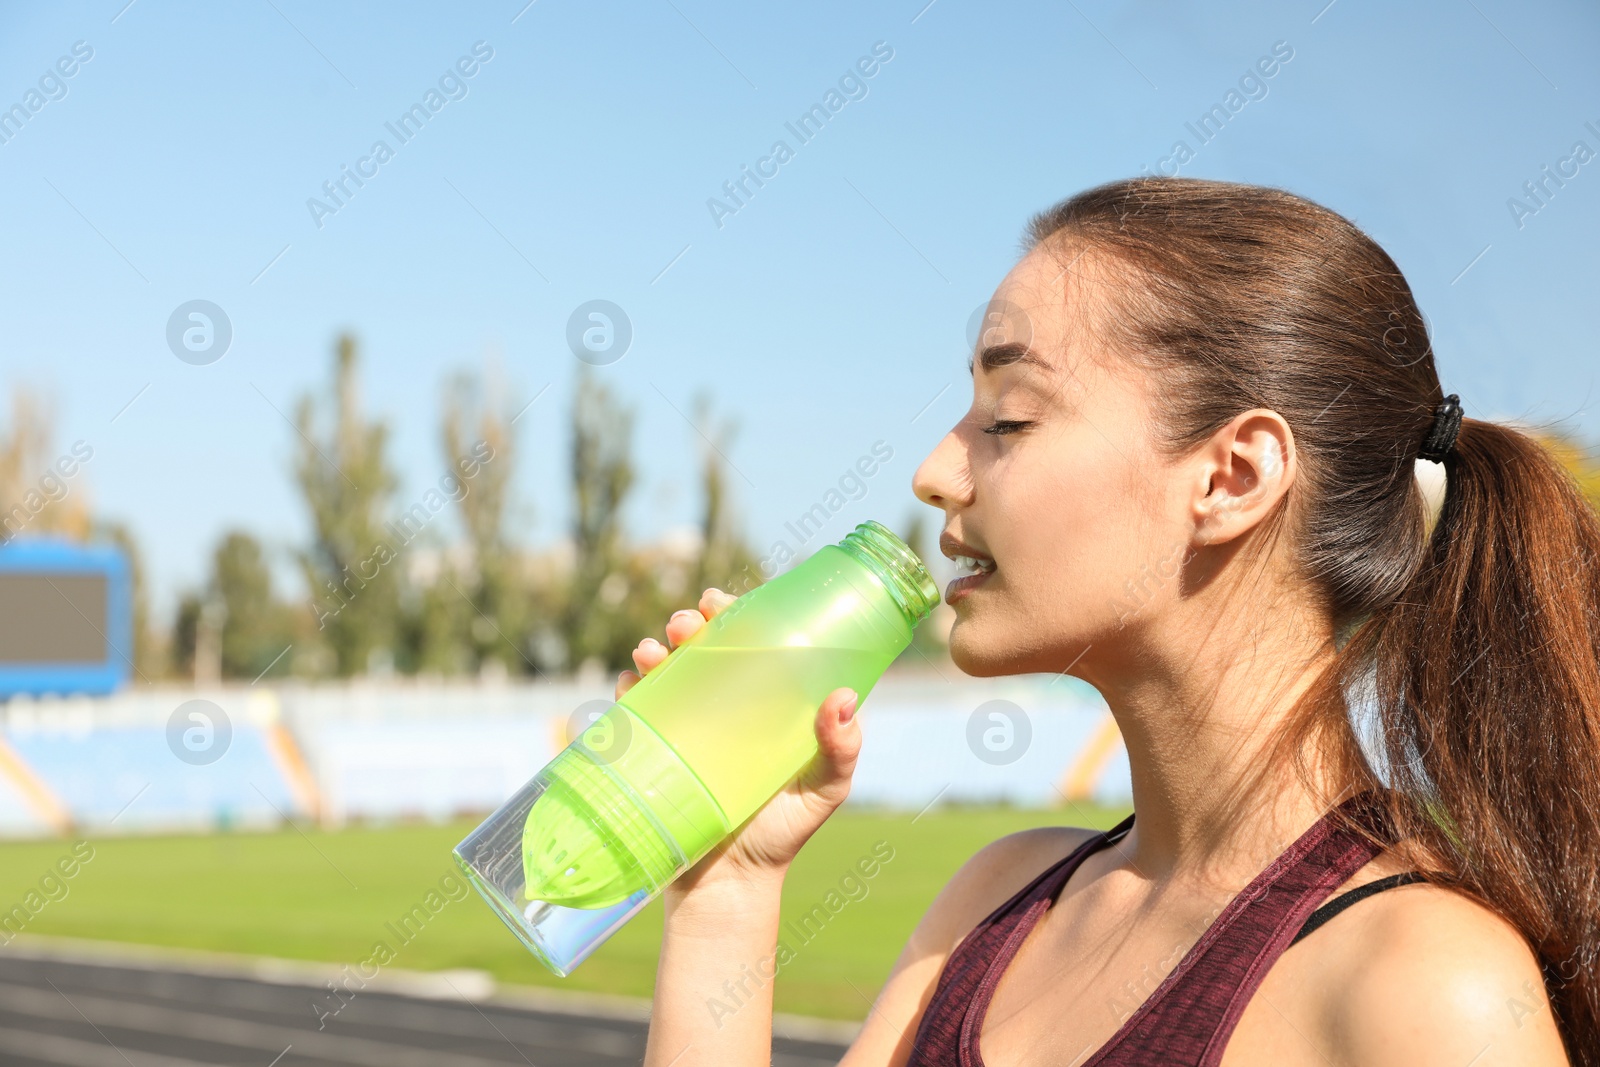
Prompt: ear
<box><xmin>1190</xmin><ymin>409</ymin><xmax>1295</xmax><ymax>545</ymax></box>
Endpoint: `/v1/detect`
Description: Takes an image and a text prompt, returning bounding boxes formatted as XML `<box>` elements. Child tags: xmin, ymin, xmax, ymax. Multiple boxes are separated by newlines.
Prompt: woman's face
<box><xmin>912</xmin><ymin>245</ymin><xmax>1193</xmax><ymax>678</ymax></box>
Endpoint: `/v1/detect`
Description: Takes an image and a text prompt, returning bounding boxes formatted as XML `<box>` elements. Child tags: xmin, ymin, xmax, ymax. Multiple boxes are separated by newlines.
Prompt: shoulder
<box><xmin>1316</xmin><ymin>881</ymin><xmax>1568</xmax><ymax>1064</ymax></box>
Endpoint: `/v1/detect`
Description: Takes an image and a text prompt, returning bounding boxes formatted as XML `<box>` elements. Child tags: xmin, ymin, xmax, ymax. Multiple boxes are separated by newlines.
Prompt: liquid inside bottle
<box><xmin>619</xmin><ymin>644</ymin><xmax>898</xmax><ymax>821</ymax></box>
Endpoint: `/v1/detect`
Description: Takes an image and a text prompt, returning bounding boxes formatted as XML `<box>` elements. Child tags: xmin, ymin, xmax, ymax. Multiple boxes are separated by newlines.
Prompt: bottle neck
<box><xmin>838</xmin><ymin>521</ymin><xmax>940</xmax><ymax>628</ymax></box>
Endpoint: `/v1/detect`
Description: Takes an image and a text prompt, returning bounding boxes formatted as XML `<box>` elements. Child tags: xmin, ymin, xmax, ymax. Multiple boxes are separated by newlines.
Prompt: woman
<box><xmin>630</xmin><ymin>178</ymin><xmax>1598</xmax><ymax>1065</ymax></box>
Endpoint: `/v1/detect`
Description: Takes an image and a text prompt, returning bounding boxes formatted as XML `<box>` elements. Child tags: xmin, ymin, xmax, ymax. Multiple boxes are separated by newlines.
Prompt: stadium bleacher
<box><xmin>0</xmin><ymin>674</ymin><xmax>1130</xmax><ymax>838</ymax></box>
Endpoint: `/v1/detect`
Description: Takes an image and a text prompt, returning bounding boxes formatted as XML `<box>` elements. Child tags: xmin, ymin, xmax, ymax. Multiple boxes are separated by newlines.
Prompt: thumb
<box><xmin>795</xmin><ymin>688</ymin><xmax>862</xmax><ymax>813</ymax></box>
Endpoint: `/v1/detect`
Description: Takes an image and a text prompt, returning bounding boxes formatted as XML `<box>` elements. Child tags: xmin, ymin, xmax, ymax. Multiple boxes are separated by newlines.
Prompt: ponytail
<box><xmin>1348</xmin><ymin>417</ymin><xmax>1600</xmax><ymax>1060</ymax></box>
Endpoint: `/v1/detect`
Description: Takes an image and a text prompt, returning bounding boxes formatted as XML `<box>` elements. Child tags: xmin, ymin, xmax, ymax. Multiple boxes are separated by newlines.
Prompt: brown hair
<box><xmin>1026</xmin><ymin>176</ymin><xmax>1600</xmax><ymax>1060</ymax></box>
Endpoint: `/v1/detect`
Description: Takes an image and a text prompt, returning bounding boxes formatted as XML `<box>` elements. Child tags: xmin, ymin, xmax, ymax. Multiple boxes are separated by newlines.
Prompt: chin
<box><xmin>949</xmin><ymin>612</ymin><xmax>1087</xmax><ymax>678</ymax></box>
<box><xmin>946</xmin><ymin>624</ymin><xmax>1026</xmax><ymax>677</ymax></box>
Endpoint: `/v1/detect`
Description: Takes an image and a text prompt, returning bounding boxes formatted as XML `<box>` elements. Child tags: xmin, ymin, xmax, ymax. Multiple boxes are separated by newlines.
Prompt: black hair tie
<box><xmin>1418</xmin><ymin>394</ymin><xmax>1463</xmax><ymax>462</ymax></box>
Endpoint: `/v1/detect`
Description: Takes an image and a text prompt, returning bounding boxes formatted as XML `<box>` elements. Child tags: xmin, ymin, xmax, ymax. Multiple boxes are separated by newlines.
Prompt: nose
<box><xmin>913</xmin><ymin>428</ymin><xmax>974</xmax><ymax>511</ymax></box>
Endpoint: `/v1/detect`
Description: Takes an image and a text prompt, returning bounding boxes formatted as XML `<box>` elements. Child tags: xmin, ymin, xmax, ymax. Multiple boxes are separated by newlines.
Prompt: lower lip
<box><xmin>946</xmin><ymin>568</ymin><xmax>995</xmax><ymax>604</ymax></box>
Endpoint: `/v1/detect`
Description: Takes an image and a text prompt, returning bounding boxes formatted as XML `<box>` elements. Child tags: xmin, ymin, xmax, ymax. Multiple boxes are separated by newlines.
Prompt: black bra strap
<box><xmin>1290</xmin><ymin>871</ymin><xmax>1428</xmax><ymax>946</ymax></box>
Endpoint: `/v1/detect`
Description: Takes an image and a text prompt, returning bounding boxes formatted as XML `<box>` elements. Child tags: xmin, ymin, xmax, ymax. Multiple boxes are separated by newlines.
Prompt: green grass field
<box><xmin>0</xmin><ymin>803</ymin><xmax>1129</xmax><ymax>1020</ymax></box>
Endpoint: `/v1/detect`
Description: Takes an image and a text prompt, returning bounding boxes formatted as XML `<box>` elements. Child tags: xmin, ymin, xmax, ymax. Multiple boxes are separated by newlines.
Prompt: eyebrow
<box><xmin>967</xmin><ymin>341</ymin><xmax>1052</xmax><ymax>377</ymax></box>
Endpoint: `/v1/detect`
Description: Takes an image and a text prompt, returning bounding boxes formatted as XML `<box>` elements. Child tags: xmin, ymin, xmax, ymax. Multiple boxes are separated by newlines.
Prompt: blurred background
<box><xmin>0</xmin><ymin>1</ymin><xmax>1597</xmax><ymax>1064</ymax></box>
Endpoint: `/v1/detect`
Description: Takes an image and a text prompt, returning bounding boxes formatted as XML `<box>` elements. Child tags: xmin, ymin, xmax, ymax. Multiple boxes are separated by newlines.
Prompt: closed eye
<box><xmin>982</xmin><ymin>420</ymin><xmax>1031</xmax><ymax>436</ymax></box>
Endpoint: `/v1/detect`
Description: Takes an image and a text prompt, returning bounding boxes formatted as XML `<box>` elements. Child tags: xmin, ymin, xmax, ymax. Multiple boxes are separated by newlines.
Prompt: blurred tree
<box><xmin>211</xmin><ymin>531</ymin><xmax>295</xmax><ymax>680</ymax></box>
<box><xmin>563</xmin><ymin>367</ymin><xmax>642</xmax><ymax>672</ymax></box>
<box><xmin>91</xmin><ymin>520</ymin><xmax>166</xmax><ymax>682</ymax></box>
<box><xmin>171</xmin><ymin>592</ymin><xmax>201</xmax><ymax>680</ymax></box>
<box><xmin>172</xmin><ymin>533</ymin><xmax>295</xmax><ymax>683</ymax></box>
<box><xmin>292</xmin><ymin>335</ymin><xmax>400</xmax><ymax>676</ymax></box>
<box><xmin>0</xmin><ymin>387</ymin><xmax>91</xmax><ymax>545</ymax></box>
<box><xmin>440</xmin><ymin>366</ymin><xmax>529</xmax><ymax>675</ymax></box>
<box><xmin>688</xmin><ymin>391</ymin><xmax>760</xmax><ymax>602</ymax></box>
<box><xmin>399</xmin><ymin>574</ymin><xmax>473</xmax><ymax>677</ymax></box>
<box><xmin>523</xmin><ymin>545</ymin><xmax>575</xmax><ymax>676</ymax></box>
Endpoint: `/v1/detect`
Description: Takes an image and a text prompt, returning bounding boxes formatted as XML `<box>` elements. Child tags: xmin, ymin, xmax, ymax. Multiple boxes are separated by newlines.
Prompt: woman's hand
<box><xmin>617</xmin><ymin>586</ymin><xmax>862</xmax><ymax>899</ymax></box>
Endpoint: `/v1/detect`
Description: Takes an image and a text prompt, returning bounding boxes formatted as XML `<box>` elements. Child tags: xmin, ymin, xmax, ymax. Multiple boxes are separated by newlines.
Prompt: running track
<box><xmin>0</xmin><ymin>943</ymin><xmax>853</xmax><ymax>1066</ymax></box>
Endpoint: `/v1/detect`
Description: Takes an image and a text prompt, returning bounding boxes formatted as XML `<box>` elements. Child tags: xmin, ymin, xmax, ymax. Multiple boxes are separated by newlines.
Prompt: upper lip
<box><xmin>940</xmin><ymin>532</ymin><xmax>994</xmax><ymax>564</ymax></box>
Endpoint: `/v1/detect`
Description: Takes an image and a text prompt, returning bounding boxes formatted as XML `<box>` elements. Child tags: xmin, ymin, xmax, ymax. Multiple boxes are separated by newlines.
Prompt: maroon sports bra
<box><xmin>905</xmin><ymin>795</ymin><xmax>1391</xmax><ymax>1066</ymax></box>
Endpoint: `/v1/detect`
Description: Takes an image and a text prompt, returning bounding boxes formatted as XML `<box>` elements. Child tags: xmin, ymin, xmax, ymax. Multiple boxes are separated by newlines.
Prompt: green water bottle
<box><xmin>452</xmin><ymin>520</ymin><xmax>939</xmax><ymax>975</ymax></box>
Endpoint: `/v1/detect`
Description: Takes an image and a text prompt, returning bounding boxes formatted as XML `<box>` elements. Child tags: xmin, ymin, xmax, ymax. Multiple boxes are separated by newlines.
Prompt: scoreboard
<box><xmin>0</xmin><ymin>540</ymin><xmax>131</xmax><ymax>697</ymax></box>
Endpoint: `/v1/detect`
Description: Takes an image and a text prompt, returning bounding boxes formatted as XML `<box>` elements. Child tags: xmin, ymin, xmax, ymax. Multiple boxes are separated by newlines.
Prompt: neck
<box><xmin>1082</xmin><ymin>594</ymin><xmax>1351</xmax><ymax>887</ymax></box>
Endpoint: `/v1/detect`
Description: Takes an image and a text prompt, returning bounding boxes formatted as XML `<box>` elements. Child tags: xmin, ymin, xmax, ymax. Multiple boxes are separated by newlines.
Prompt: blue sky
<box><xmin>1</xmin><ymin>0</ymin><xmax>1596</xmax><ymax>617</ymax></box>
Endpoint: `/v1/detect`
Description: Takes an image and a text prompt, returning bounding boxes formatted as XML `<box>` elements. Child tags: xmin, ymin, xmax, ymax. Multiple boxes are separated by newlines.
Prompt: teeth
<box><xmin>953</xmin><ymin>555</ymin><xmax>996</xmax><ymax>574</ymax></box>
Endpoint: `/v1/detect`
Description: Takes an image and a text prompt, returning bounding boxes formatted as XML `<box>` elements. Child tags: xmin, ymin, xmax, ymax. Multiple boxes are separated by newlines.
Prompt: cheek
<box><xmin>995</xmin><ymin>435</ymin><xmax>1168</xmax><ymax>613</ymax></box>
<box><xmin>1078</xmin><ymin>470</ymin><xmax>1189</xmax><ymax>622</ymax></box>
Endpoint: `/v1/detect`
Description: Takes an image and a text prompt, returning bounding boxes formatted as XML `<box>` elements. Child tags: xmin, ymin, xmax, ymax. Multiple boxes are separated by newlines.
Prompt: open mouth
<box><xmin>945</xmin><ymin>554</ymin><xmax>996</xmax><ymax>605</ymax></box>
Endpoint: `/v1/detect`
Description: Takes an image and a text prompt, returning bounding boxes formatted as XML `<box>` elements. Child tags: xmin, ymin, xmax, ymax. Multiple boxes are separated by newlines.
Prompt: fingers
<box><xmin>663</xmin><ymin>610</ymin><xmax>705</xmax><ymax>651</ymax></box>
<box><xmin>621</xmin><ymin>587</ymin><xmax>739</xmax><ymax>697</ymax></box>
<box><xmin>664</xmin><ymin>588</ymin><xmax>733</xmax><ymax>649</ymax></box>
<box><xmin>631</xmin><ymin>637</ymin><xmax>669</xmax><ymax>675</ymax></box>
<box><xmin>796</xmin><ymin>688</ymin><xmax>863</xmax><ymax>814</ymax></box>
<box><xmin>698</xmin><ymin>587</ymin><xmax>737</xmax><ymax>618</ymax></box>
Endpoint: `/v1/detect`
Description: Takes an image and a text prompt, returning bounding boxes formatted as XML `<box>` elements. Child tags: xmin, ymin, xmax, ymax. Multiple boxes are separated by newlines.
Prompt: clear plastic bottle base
<box><xmin>452</xmin><ymin>716</ymin><xmax>715</xmax><ymax>976</ymax></box>
<box><xmin>452</xmin><ymin>850</ymin><xmax>651</xmax><ymax>977</ymax></box>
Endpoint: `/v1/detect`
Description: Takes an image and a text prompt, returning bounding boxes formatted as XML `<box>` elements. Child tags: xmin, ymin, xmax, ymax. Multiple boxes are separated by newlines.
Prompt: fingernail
<box><xmin>840</xmin><ymin>692</ymin><xmax>859</xmax><ymax>724</ymax></box>
<box><xmin>669</xmin><ymin>609</ymin><xmax>695</xmax><ymax>621</ymax></box>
